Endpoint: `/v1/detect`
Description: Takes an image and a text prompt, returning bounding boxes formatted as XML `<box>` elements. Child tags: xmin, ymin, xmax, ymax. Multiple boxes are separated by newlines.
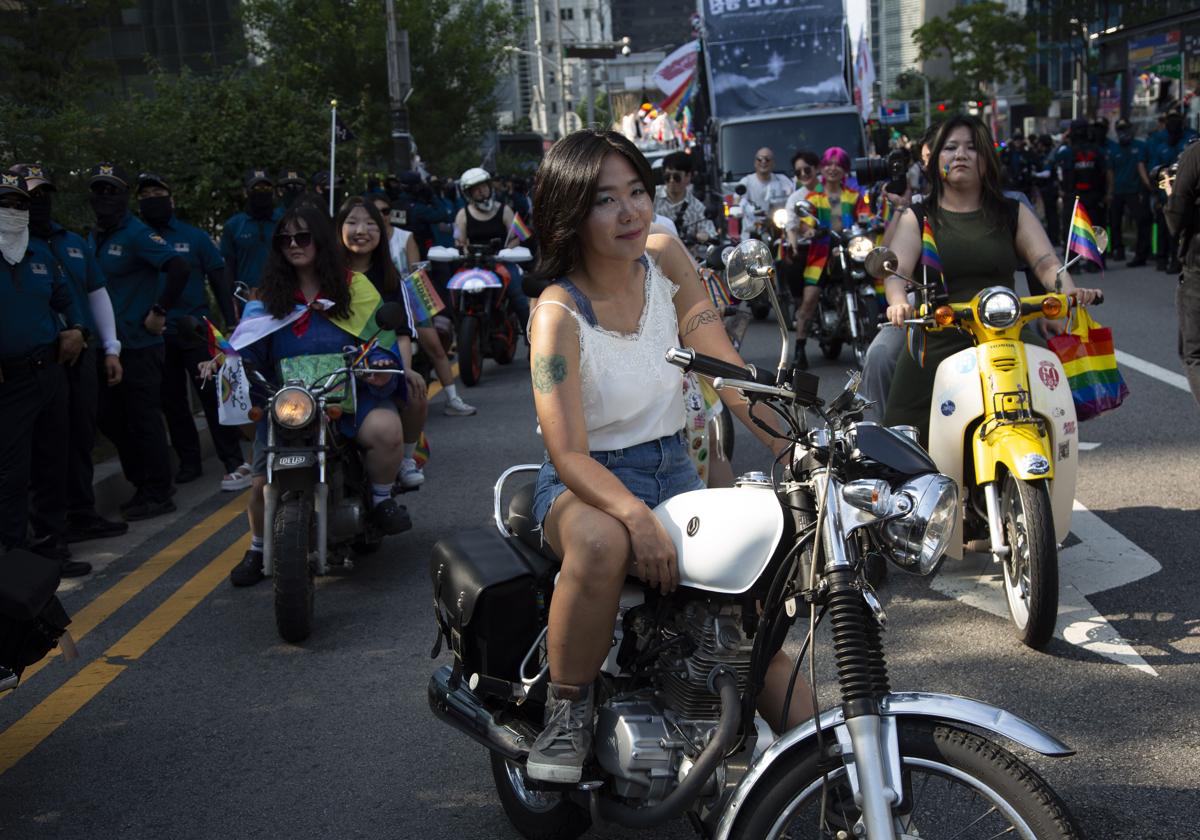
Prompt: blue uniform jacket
<box><xmin>0</xmin><ymin>238</ymin><xmax>84</xmax><ymax>358</ymax></box>
<box><xmin>219</xmin><ymin>208</ymin><xmax>283</xmax><ymax>290</ymax></box>
<box><xmin>150</xmin><ymin>215</ymin><xmax>226</xmax><ymax>334</ymax></box>
<box><xmin>1109</xmin><ymin>139</ymin><xmax>1149</xmax><ymax>195</ymax></box>
<box><xmin>41</xmin><ymin>222</ymin><xmax>107</xmax><ymax>335</ymax></box>
<box><xmin>89</xmin><ymin>213</ymin><xmax>177</xmax><ymax>351</ymax></box>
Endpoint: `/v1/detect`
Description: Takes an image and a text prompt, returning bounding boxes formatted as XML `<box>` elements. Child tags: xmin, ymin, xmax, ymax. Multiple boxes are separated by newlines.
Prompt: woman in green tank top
<box><xmin>881</xmin><ymin>115</ymin><xmax>1102</xmax><ymax>443</ymax></box>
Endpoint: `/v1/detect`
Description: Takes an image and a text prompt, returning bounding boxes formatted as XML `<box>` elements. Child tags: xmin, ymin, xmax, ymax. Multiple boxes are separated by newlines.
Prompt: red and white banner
<box><xmin>652</xmin><ymin>40</ymin><xmax>699</xmax><ymax>99</ymax></box>
<box><xmin>853</xmin><ymin>26</ymin><xmax>875</xmax><ymax>121</ymax></box>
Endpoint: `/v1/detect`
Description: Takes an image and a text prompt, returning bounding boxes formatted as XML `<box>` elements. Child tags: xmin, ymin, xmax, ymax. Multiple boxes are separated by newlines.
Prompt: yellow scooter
<box><xmin>867</xmin><ymin>242</ymin><xmax>1104</xmax><ymax>649</ymax></box>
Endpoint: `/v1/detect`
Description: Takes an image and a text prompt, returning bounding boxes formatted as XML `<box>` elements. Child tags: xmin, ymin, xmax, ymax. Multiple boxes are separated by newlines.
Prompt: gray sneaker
<box><xmin>443</xmin><ymin>394</ymin><xmax>477</xmax><ymax>416</ymax></box>
<box><xmin>525</xmin><ymin>683</ymin><xmax>594</xmax><ymax>783</ymax></box>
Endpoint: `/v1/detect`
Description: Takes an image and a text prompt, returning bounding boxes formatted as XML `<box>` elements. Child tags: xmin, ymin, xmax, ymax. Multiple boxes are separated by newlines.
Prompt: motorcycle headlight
<box><xmin>880</xmin><ymin>473</ymin><xmax>958</xmax><ymax>575</ymax></box>
<box><xmin>272</xmin><ymin>387</ymin><xmax>316</xmax><ymax>429</ymax></box>
<box><xmin>772</xmin><ymin>208</ymin><xmax>789</xmax><ymax>228</ymax></box>
<box><xmin>978</xmin><ymin>287</ymin><xmax>1021</xmax><ymax>329</ymax></box>
<box><xmin>846</xmin><ymin>235</ymin><xmax>874</xmax><ymax>261</ymax></box>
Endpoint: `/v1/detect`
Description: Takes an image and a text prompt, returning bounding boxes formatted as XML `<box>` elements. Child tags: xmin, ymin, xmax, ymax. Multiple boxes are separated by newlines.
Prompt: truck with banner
<box><xmin>697</xmin><ymin>0</ymin><xmax>867</xmax><ymax>188</ymax></box>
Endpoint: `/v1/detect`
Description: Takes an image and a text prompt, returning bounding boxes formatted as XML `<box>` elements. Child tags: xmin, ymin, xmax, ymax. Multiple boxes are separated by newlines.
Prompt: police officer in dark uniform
<box><xmin>0</xmin><ymin>173</ymin><xmax>91</xmax><ymax>574</ymax></box>
<box><xmin>1165</xmin><ymin>138</ymin><xmax>1200</xmax><ymax>405</ymax></box>
<box><xmin>1056</xmin><ymin>119</ymin><xmax>1111</xmax><ymax>272</ymax></box>
<box><xmin>135</xmin><ymin>172</ymin><xmax>250</xmax><ymax>490</ymax></box>
<box><xmin>220</xmin><ymin>169</ymin><xmax>283</xmax><ymax>293</ymax></box>
<box><xmin>1107</xmin><ymin>119</ymin><xmax>1152</xmax><ymax>265</ymax></box>
<box><xmin>309</xmin><ymin>171</ymin><xmax>346</xmax><ymax>215</ymax></box>
<box><xmin>13</xmin><ymin>163</ymin><xmax>129</xmax><ymax>546</ymax></box>
<box><xmin>88</xmin><ymin>163</ymin><xmax>191</xmax><ymax>521</ymax></box>
<box><xmin>276</xmin><ymin>168</ymin><xmax>307</xmax><ymax>211</ymax></box>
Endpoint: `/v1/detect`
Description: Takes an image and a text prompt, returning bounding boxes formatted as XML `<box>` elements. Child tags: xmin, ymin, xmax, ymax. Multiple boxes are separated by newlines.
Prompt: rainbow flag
<box><xmin>803</xmin><ymin>239</ymin><xmax>830</xmax><ymax>283</ymax></box>
<box><xmin>204</xmin><ymin>318</ymin><xmax>235</xmax><ymax>359</ymax></box>
<box><xmin>413</xmin><ymin>431</ymin><xmax>430</xmax><ymax>468</ymax></box>
<box><xmin>403</xmin><ymin>268</ymin><xmax>445</xmax><ymax>322</ymax></box>
<box><xmin>660</xmin><ymin>75</ymin><xmax>696</xmax><ymax>120</ymax></box>
<box><xmin>776</xmin><ymin>239</ymin><xmax>786</xmax><ymax>263</ymax></box>
<box><xmin>920</xmin><ymin>217</ymin><xmax>943</xmax><ymax>276</ymax></box>
<box><xmin>1067</xmin><ymin>199</ymin><xmax>1105</xmax><ymax>269</ymax></box>
<box><xmin>700</xmin><ymin>267</ymin><xmax>733</xmax><ymax>308</ymax></box>
<box><xmin>509</xmin><ymin>213</ymin><xmax>532</xmax><ymax>242</ymax></box>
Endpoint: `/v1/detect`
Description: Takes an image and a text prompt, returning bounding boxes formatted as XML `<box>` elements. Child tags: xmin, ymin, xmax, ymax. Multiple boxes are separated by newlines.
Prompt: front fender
<box><xmin>713</xmin><ymin>691</ymin><xmax>1073</xmax><ymax>840</ymax></box>
<box><xmin>973</xmin><ymin>422</ymin><xmax>1055</xmax><ymax>484</ymax></box>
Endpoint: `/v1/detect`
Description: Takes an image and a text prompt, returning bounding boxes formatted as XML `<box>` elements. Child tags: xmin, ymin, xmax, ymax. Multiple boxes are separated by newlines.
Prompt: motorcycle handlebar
<box><xmin>664</xmin><ymin>347</ymin><xmax>774</xmax><ymax>387</ymax></box>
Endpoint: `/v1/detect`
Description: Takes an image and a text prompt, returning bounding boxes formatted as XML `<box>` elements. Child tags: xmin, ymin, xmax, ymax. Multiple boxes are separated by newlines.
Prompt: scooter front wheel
<box><xmin>727</xmin><ymin>720</ymin><xmax>1081</xmax><ymax>840</ymax></box>
<box><xmin>273</xmin><ymin>495</ymin><xmax>314</xmax><ymax>644</ymax></box>
<box><xmin>1000</xmin><ymin>474</ymin><xmax>1058</xmax><ymax>649</ymax></box>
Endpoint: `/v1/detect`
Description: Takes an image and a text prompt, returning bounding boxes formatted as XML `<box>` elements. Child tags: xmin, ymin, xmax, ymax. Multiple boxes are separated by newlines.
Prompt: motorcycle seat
<box><xmin>506</xmin><ymin>482</ymin><xmax>560</xmax><ymax>561</ymax></box>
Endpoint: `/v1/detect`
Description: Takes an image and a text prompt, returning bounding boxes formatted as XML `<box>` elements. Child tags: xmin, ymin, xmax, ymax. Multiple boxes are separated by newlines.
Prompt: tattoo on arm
<box><xmin>681</xmin><ymin>308</ymin><xmax>720</xmax><ymax>338</ymax></box>
<box><xmin>532</xmin><ymin>353</ymin><xmax>568</xmax><ymax>394</ymax></box>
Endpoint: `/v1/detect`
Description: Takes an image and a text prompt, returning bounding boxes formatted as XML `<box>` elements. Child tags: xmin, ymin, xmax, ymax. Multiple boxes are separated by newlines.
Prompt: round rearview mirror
<box><xmin>865</xmin><ymin>246</ymin><xmax>899</xmax><ymax>281</ymax></box>
<box><xmin>726</xmin><ymin>239</ymin><xmax>773</xmax><ymax>300</ymax></box>
<box><xmin>1093</xmin><ymin>228</ymin><xmax>1109</xmax><ymax>254</ymax></box>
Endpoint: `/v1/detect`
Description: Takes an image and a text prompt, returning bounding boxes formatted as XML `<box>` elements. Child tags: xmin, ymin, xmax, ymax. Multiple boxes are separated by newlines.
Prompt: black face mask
<box><xmin>90</xmin><ymin>192</ymin><xmax>129</xmax><ymax>230</ymax></box>
<box><xmin>1117</xmin><ymin>130</ymin><xmax>1133</xmax><ymax>145</ymax></box>
<box><xmin>139</xmin><ymin>195</ymin><xmax>173</xmax><ymax>227</ymax></box>
<box><xmin>280</xmin><ymin>185</ymin><xmax>304</xmax><ymax>208</ymax></box>
<box><xmin>29</xmin><ymin>192</ymin><xmax>53</xmax><ymax>238</ymax></box>
<box><xmin>246</xmin><ymin>190</ymin><xmax>275</xmax><ymax>219</ymax></box>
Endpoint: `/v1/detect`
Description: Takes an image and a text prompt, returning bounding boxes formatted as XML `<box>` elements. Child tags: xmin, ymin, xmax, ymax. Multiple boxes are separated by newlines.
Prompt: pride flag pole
<box><xmin>328</xmin><ymin>99</ymin><xmax>338</xmax><ymax>217</ymax></box>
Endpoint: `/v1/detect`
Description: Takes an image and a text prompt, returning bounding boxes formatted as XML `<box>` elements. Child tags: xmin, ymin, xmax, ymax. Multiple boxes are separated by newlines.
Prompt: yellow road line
<box><xmin>9</xmin><ymin>493</ymin><xmax>246</xmax><ymax>689</ymax></box>
<box><xmin>0</xmin><ymin>534</ymin><xmax>250</xmax><ymax>775</ymax></box>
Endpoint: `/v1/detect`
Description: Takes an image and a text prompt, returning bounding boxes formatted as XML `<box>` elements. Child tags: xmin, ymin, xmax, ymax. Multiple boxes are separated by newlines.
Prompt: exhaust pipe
<box><xmin>428</xmin><ymin>665</ymin><xmax>531</xmax><ymax>762</ymax></box>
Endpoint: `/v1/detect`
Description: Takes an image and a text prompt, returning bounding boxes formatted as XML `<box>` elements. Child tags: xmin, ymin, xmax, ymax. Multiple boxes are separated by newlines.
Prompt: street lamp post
<box><xmin>505</xmin><ymin>45</ymin><xmax>563</xmax><ymax>136</ymax></box>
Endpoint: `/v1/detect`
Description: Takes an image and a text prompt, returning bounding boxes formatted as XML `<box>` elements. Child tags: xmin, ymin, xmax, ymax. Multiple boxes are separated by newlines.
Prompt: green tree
<box><xmin>912</xmin><ymin>2</ymin><xmax>1035</xmax><ymax>108</ymax></box>
<box><xmin>239</xmin><ymin>0</ymin><xmax>522</xmax><ymax>173</ymax></box>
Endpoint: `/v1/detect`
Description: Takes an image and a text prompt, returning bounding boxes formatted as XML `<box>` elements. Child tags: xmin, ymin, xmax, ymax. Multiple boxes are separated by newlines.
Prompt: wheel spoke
<box><xmin>943</xmin><ymin>803</ymin><xmax>1000</xmax><ymax>840</ymax></box>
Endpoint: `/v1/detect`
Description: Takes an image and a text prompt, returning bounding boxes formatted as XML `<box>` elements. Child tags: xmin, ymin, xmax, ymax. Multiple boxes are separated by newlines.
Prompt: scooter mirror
<box><xmin>865</xmin><ymin>246</ymin><xmax>899</xmax><ymax>280</ymax></box>
<box><xmin>375</xmin><ymin>301</ymin><xmax>407</xmax><ymax>332</ymax></box>
<box><xmin>725</xmin><ymin>239</ymin><xmax>773</xmax><ymax>300</ymax></box>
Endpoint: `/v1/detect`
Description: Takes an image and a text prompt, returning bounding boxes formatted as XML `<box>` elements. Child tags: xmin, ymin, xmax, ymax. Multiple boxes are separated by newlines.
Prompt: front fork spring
<box><xmin>826</xmin><ymin>569</ymin><xmax>890</xmax><ymax>709</ymax></box>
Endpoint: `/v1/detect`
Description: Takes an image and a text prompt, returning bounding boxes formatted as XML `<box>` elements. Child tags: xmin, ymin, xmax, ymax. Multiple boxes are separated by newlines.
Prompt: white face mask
<box><xmin>0</xmin><ymin>207</ymin><xmax>30</xmax><ymax>266</ymax></box>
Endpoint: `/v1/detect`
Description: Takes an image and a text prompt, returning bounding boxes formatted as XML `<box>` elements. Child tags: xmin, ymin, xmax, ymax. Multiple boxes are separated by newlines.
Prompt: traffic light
<box><xmin>937</xmin><ymin>103</ymin><xmax>946</xmax><ymax>112</ymax></box>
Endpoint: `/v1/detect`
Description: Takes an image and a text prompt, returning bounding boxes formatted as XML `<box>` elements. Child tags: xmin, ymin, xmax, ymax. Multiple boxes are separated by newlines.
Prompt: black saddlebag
<box><xmin>429</xmin><ymin>527</ymin><xmax>553</xmax><ymax>687</ymax></box>
<box><xmin>0</xmin><ymin>549</ymin><xmax>72</xmax><ymax>676</ymax></box>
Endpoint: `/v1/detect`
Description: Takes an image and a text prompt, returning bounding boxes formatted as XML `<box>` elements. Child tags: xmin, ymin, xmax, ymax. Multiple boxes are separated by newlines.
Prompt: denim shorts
<box><xmin>531</xmin><ymin>429</ymin><xmax>705</xmax><ymax>527</ymax></box>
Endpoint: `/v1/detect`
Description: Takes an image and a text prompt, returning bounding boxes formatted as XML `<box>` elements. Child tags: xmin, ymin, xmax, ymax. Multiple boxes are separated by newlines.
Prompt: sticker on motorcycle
<box><xmin>940</xmin><ymin>400</ymin><xmax>956</xmax><ymax>416</ymax></box>
<box><xmin>1022</xmin><ymin>453</ymin><xmax>1051</xmax><ymax>475</ymax></box>
<box><xmin>1058</xmin><ymin>441</ymin><xmax>1070</xmax><ymax>461</ymax></box>
<box><xmin>956</xmin><ymin>354</ymin><xmax>977</xmax><ymax>374</ymax></box>
<box><xmin>1038</xmin><ymin>361</ymin><xmax>1061</xmax><ymax>390</ymax></box>
<box><xmin>1053</xmin><ymin>406</ymin><xmax>1066</xmax><ymax>417</ymax></box>
<box><xmin>1063</xmin><ymin>420</ymin><xmax>1076</xmax><ymax>435</ymax></box>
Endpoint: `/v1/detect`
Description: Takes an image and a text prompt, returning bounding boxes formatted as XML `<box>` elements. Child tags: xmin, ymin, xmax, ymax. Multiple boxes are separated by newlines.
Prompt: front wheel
<box><xmin>458</xmin><ymin>315</ymin><xmax>484</xmax><ymax>386</ymax></box>
<box><xmin>729</xmin><ymin>720</ymin><xmax>1081</xmax><ymax>840</ymax></box>
<box><xmin>1000</xmin><ymin>474</ymin><xmax>1058</xmax><ymax>649</ymax></box>
<box><xmin>489</xmin><ymin>752</ymin><xmax>591</xmax><ymax>840</ymax></box>
<box><xmin>273</xmin><ymin>496</ymin><xmax>314</xmax><ymax>644</ymax></box>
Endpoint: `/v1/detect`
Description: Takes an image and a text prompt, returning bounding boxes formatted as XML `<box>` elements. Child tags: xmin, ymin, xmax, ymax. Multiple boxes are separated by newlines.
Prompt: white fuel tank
<box><xmin>652</xmin><ymin>487</ymin><xmax>785</xmax><ymax>594</ymax></box>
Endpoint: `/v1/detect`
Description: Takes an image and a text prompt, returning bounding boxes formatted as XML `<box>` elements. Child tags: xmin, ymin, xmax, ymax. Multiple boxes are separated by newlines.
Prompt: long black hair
<box><xmin>530</xmin><ymin>129</ymin><xmax>655</xmax><ymax>283</ymax></box>
<box><xmin>258</xmin><ymin>203</ymin><xmax>351</xmax><ymax>320</ymax></box>
<box><xmin>924</xmin><ymin>114</ymin><xmax>1010</xmax><ymax>232</ymax></box>
<box><xmin>334</xmin><ymin>195</ymin><xmax>399</xmax><ymax>296</ymax></box>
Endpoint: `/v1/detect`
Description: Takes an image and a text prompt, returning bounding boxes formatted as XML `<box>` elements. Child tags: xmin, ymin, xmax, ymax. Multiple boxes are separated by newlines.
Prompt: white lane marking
<box><xmin>1078</xmin><ymin>442</ymin><xmax>1102</xmax><ymax>451</ymax></box>
<box><xmin>1116</xmin><ymin>350</ymin><xmax>1190</xmax><ymax>393</ymax></box>
<box><xmin>931</xmin><ymin>500</ymin><xmax>1161</xmax><ymax>675</ymax></box>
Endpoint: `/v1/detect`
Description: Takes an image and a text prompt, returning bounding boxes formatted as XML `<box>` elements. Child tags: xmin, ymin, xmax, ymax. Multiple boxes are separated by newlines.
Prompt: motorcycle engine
<box><xmin>593</xmin><ymin>601</ymin><xmax>754</xmax><ymax>803</ymax></box>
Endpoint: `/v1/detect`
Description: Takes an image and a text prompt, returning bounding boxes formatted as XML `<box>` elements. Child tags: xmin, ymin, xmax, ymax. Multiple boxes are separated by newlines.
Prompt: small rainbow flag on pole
<box><xmin>413</xmin><ymin>431</ymin><xmax>430</xmax><ymax>468</ymax></box>
<box><xmin>509</xmin><ymin>213</ymin><xmax>532</xmax><ymax>242</ymax></box>
<box><xmin>204</xmin><ymin>318</ymin><xmax>236</xmax><ymax>360</ymax></box>
<box><xmin>920</xmin><ymin>217</ymin><xmax>943</xmax><ymax>276</ymax></box>
<box><xmin>1067</xmin><ymin>198</ymin><xmax>1105</xmax><ymax>270</ymax></box>
<box><xmin>776</xmin><ymin>239</ymin><xmax>786</xmax><ymax>263</ymax></box>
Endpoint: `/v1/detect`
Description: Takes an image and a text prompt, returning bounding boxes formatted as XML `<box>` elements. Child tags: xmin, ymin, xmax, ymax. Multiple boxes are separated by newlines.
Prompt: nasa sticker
<box><xmin>686</xmin><ymin>517</ymin><xmax>700</xmax><ymax>537</ymax></box>
<box><xmin>1038</xmin><ymin>361</ymin><xmax>1060</xmax><ymax>390</ymax></box>
<box><xmin>1022</xmin><ymin>453</ymin><xmax>1051</xmax><ymax>475</ymax></box>
<box><xmin>940</xmin><ymin>400</ymin><xmax>956</xmax><ymax>417</ymax></box>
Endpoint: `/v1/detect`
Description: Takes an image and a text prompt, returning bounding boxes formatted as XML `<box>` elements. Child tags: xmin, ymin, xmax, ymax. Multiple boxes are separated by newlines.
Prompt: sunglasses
<box><xmin>794</xmin><ymin>166</ymin><xmax>814</xmax><ymax>177</ymax></box>
<box><xmin>274</xmin><ymin>231</ymin><xmax>314</xmax><ymax>249</ymax></box>
<box><xmin>664</xmin><ymin>171</ymin><xmax>686</xmax><ymax>182</ymax></box>
<box><xmin>755</xmin><ymin>156</ymin><xmax>773</xmax><ymax>163</ymax></box>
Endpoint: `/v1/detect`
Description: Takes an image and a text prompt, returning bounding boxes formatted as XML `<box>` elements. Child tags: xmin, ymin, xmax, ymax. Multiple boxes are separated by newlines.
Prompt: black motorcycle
<box><xmin>426</xmin><ymin>240</ymin><xmax>1081</xmax><ymax>840</ymax></box>
<box><xmin>430</xmin><ymin>242</ymin><xmax>531</xmax><ymax>387</ymax></box>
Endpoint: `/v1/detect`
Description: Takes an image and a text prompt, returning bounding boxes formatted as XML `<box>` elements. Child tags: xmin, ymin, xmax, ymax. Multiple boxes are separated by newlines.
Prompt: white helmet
<box><xmin>459</xmin><ymin>167</ymin><xmax>491</xmax><ymax>190</ymax></box>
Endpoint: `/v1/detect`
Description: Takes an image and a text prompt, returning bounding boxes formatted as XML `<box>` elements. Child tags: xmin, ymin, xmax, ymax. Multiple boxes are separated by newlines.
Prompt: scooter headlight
<box><xmin>772</xmin><ymin>208</ymin><xmax>789</xmax><ymax>228</ymax></box>
<box><xmin>272</xmin><ymin>387</ymin><xmax>316</xmax><ymax>429</ymax></box>
<box><xmin>880</xmin><ymin>473</ymin><xmax>958</xmax><ymax>575</ymax></box>
<box><xmin>846</xmin><ymin>234</ymin><xmax>874</xmax><ymax>262</ymax></box>
<box><xmin>978</xmin><ymin>287</ymin><xmax>1021</xmax><ymax>329</ymax></box>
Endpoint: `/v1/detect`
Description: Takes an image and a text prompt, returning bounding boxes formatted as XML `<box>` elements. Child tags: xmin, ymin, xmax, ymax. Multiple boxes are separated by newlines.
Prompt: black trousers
<box><xmin>1180</xmin><ymin>270</ymin><xmax>1200</xmax><ymax>407</ymax></box>
<box><xmin>29</xmin><ymin>347</ymin><xmax>99</xmax><ymax>540</ymax></box>
<box><xmin>1154</xmin><ymin>200</ymin><xmax>1179</xmax><ymax>267</ymax></box>
<box><xmin>161</xmin><ymin>334</ymin><xmax>245</xmax><ymax>473</ymax></box>
<box><xmin>0</xmin><ymin>352</ymin><xmax>67</xmax><ymax>549</ymax></box>
<box><xmin>1109</xmin><ymin>192</ymin><xmax>1150</xmax><ymax>260</ymax></box>
<box><xmin>97</xmin><ymin>345</ymin><xmax>172</xmax><ymax>503</ymax></box>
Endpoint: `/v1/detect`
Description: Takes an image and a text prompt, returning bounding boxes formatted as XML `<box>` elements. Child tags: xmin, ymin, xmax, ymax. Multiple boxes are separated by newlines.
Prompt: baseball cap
<box><xmin>0</xmin><ymin>172</ymin><xmax>29</xmax><ymax>198</ymax></box>
<box><xmin>243</xmin><ymin>168</ymin><xmax>273</xmax><ymax>189</ymax></box>
<box><xmin>278</xmin><ymin>168</ymin><xmax>306</xmax><ymax>186</ymax></box>
<box><xmin>1115</xmin><ymin>118</ymin><xmax>1131</xmax><ymax>131</ymax></box>
<box><xmin>10</xmin><ymin>163</ymin><xmax>53</xmax><ymax>191</ymax></box>
<box><xmin>136</xmin><ymin>171</ymin><xmax>171</xmax><ymax>192</ymax></box>
<box><xmin>88</xmin><ymin>163</ymin><xmax>132</xmax><ymax>189</ymax></box>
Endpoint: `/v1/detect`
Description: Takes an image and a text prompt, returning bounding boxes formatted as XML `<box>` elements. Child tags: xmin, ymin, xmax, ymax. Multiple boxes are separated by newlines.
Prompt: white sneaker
<box><xmin>443</xmin><ymin>394</ymin><xmax>477</xmax><ymax>416</ymax></box>
<box><xmin>398</xmin><ymin>458</ymin><xmax>425</xmax><ymax>488</ymax></box>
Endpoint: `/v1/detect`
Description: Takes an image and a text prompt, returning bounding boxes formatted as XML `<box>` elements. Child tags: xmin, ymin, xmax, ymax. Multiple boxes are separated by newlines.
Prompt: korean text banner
<box><xmin>701</xmin><ymin>0</ymin><xmax>849</xmax><ymax>119</ymax></box>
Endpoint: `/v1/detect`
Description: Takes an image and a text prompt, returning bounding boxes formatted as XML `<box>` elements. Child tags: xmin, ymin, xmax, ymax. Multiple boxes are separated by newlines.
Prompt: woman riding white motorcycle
<box><xmin>881</xmin><ymin>115</ymin><xmax>1101</xmax><ymax>441</ymax></box>
<box><xmin>523</xmin><ymin>130</ymin><xmax>810</xmax><ymax>784</ymax></box>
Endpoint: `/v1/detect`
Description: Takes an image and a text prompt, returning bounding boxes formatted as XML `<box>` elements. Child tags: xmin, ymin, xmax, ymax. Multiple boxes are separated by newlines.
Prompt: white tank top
<box><xmin>388</xmin><ymin>227</ymin><xmax>412</xmax><ymax>274</ymax></box>
<box><xmin>530</xmin><ymin>256</ymin><xmax>685</xmax><ymax>451</ymax></box>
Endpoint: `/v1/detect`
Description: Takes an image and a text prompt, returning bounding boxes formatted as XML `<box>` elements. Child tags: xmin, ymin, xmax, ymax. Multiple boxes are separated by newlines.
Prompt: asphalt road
<box><xmin>0</xmin><ymin>259</ymin><xmax>1197</xmax><ymax>839</ymax></box>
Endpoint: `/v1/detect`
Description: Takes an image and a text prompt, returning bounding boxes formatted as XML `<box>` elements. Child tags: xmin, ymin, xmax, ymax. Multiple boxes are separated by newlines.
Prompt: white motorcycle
<box><xmin>427</xmin><ymin>240</ymin><xmax>1083</xmax><ymax>839</ymax></box>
